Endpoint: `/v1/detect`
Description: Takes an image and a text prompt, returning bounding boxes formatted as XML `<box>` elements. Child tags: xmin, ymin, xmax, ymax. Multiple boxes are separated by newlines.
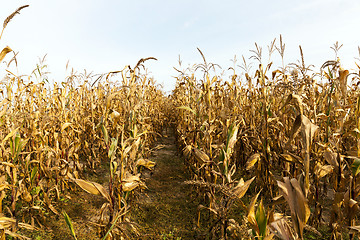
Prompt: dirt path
<box><xmin>130</xmin><ymin>128</ymin><xmax>198</xmax><ymax>239</ymax></box>
<box><xmin>29</xmin><ymin>127</ymin><xmax>198</xmax><ymax>240</ymax></box>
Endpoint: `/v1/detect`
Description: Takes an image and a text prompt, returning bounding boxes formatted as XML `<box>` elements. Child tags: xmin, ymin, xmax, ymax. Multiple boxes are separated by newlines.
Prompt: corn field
<box><xmin>1</xmin><ymin>5</ymin><xmax>360</xmax><ymax>240</ymax></box>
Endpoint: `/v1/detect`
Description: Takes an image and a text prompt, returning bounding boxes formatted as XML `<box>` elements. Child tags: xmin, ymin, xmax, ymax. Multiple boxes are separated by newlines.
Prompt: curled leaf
<box><xmin>193</xmin><ymin>148</ymin><xmax>210</xmax><ymax>163</ymax></box>
<box><xmin>314</xmin><ymin>162</ymin><xmax>333</xmax><ymax>179</ymax></box>
<box><xmin>246</xmin><ymin>153</ymin><xmax>261</xmax><ymax>170</ymax></box>
<box><xmin>136</xmin><ymin>158</ymin><xmax>156</xmax><ymax>170</ymax></box>
<box><xmin>61</xmin><ymin>122</ymin><xmax>71</xmax><ymax>132</ymax></box>
<box><xmin>122</xmin><ymin>172</ymin><xmax>145</xmax><ymax>192</ymax></box>
<box><xmin>0</xmin><ymin>46</ymin><xmax>12</xmax><ymax>62</ymax></box>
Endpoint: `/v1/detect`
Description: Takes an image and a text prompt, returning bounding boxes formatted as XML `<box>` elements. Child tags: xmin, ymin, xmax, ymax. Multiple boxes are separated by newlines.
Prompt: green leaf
<box><xmin>352</xmin><ymin>157</ymin><xmax>360</xmax><ymax>176</ymax></box>
<box><xmin>108</xmin><ymin>137</ymin><xmax>118</xmax><ymax>159</ymax></box>
<box><xmin>256</xmin><ymin>199</ymin><xmax>267</xmax><ymax>237</ymax></box>
<box><xmin>100</xmin><ymin>124</ymin><xmax>109</xmax><ymax>146</ymax></box>
<box><xmin>14</xmin><ymin>131</ymin><xmax>21</xmax><ymax>152</ymax></box>
<box><xmin>218</xmin><ymin>148</ymin><xmax>225</xmax><ymax>163</ymax></box>
<box><xmin>62</xmin><ymin>211</ymin><xmax>78</xmax><ymax>240</ymax></box>
<box><xmin>16</xmin><ymin>138</ymin><xmax>28</xmax><ymax>159</ymax></box>
<box><xmin>226</xmin><ymin>122</ymin><xmax>239</xmax><ymax>153</ymax></box>
<box><xmin>101</xmin><ymin>214</ymin><xmax>121</xmax><ymax>240</ymax></box>
<box><xmin>30</xmin><ymin>166</ymin><xmax>38</xmax><ymax>185</ymax></box>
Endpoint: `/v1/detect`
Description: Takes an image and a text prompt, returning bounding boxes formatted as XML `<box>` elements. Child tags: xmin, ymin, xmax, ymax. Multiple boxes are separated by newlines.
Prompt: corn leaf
<box><xmin>62</xmin><ymin>211</ymin><xmax>78</xmax><ymax>240</ymax></box>
<box><xmin>74</xmin><ymin>179</ymin><xmax>111</xmax><ymax>203</ymax></box>
<box><xmin>0</xmin><ymin>46</ymin><xmax>12</xmax><ymax>63</ymax></box>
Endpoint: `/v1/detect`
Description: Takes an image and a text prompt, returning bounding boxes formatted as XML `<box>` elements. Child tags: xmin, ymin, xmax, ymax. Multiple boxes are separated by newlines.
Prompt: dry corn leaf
<box><xmin>193</xmin><ymin>148</ymin><xmax>210</xmax><ymax>163</ymax></box>
<box><xmin>0</xmin><ymin>105</ymin><xmax>7</xmax><ymax>119</ymax></box>
<box><xmin>110</xmin><ymin>110</ymin><xmax>121</xmax><ymax>124</ymax></box>
<box><xmin>0</xmin><ymin>217</ymin><xmax>16</xmax><ymax>229</ymax></box>
<box><xmin>183</xmin><ymin>145</ymin><xmax>192</xmax><ymax>157</ymax></box>
<box><xmin>287</xmin><ymin>114</ymin><xmax>318</xmax><ymax>150</ymax></box>
<box><xmin>323</xmin><ymin>151</ymin><xmax>339</xmax><ymax>167</ymax></box>
<box><xmin>245</xmin><ymin>153</ymin><xmax>261</xmax><ymax>170</ymax></box>
<box><xmin>338</xmin><ymin>67</ymin><xmax>349</xmax><ymax>96</ymax></box>
<box><xmin>314</xmin><ymin>162</ymin><xmax>333</xmax><ymax>179</ymax></box>
<box><xmin>43</xmin><ymin>192</ymin><xmax>59</xmax><ymax>215</ymax></box>
<box><xmin>61</xmin><ymin>122</ymin><xmax>71</xmax><ymax>132</ymax></box>
<box><xmin>18</xmin><ymin>222</ymin><xmax>37</xmax><ymax>231</ymax></box>
<box><xmin>0</xmin><ymin>46</ymin><xmax>12</xmax><ymax>63</ymax></box>
<box><xmin>122</xmin><ymin>172</ymin><xmax>144</xmax><ymax>192</ymax></box>
<box><xmin>21</xmin><ymin>189</ymin><xmax>32</xmax><ymax>203</ymax></box>
<box><xmin>299</xmin><ymin>115</ymin><xmax>319</xmax><ymax>151</ymax></box>
<box><xmin>106</xmin><ymin>93</ymin><xmax>117</xmax><ymax>110</ymax></box>
<box><xmin>177</xmin><ymin>106</ymin><xmax>196</xmax><ymax>115</ymax></box>
<box><xmin>269</xmin><ymin>218</ymin><xmax>296</xmax><ymax>240</ymax></box>
<box><xmin>74</xmin><ymin>179</ymin><xmax>111</xmax><ymax>203</ymax></box>
<box><xmin>280</xmin><ymin>153</ymin><xmax>303</xmax><ymax>165</ymax></box>
<box><xmin>277</xmin><ymin>177</ymin><xmax>310</xmax><ymax>239</ymax></box>
<box><xmin>122</xmin><ymin>181</ymin><xmax>141</xmax><ymax>192</ymax></box>
<box><xmin>281</xmin><ymin>94</ymin><xmax>303</xmax><ymax>115</ymax></box>
<box><xmin>231</xmin><ymin>176</ymin><xmax>255</xmax><ymax>199</ymax></box>
<box><xmin>136</xmin><ymin>158</ymin><xmax>156</xmax><ymax>170</ymax></box>
<box><xmin>1</xmin><ymin>127</ymin><xmax>19</xmax><ymax>145</ymax></box>
<box><xmin>350</xmin><ymin>225</ymin><xmax>360</xmax><ymax>232</ymax></box>
<box><xmin>4</xmin><ymin>230</ymin><xmax>30</xmax><ymax>240</ymax></box>
<box><xmin>286</xmin><ymin>115</ymin><xmax>302</xmax><ymax>148</ymax></box>
<box><xmin>0</xmin><ymin>162</ymin><xmax>16</xmax><ymax>168</ymax></box>
<box><xmin>247</xmin><ymin>191</ymin><xmax>261</xmax><ymax>226</ymax></box>
<box><xmin>227</xmin><ymin>123</ymin><xmax>239</xmax><ymax>151</ymax></box>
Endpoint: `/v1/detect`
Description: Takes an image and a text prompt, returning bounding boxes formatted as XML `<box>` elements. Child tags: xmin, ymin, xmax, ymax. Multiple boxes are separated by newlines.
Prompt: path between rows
<box><xmin>131</xmin><ymin>128</ymin><xmax>198</xmax><ymax>239</ymax></box>
<box><xmin>39</xmin><ymin>128</ymin><xmax>198</xmax><ymax>240</ymax></box>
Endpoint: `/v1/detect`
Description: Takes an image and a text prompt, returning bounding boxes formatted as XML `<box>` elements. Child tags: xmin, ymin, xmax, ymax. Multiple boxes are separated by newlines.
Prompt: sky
<box><xmin>0</xmin><ymin>0</ymin><xmax>360</xmax><ymax>92</ymax></box>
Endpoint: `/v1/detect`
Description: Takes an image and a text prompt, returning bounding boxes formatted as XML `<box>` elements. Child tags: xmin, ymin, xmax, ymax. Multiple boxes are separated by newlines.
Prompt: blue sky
<box><xmin>1</xmin><ymin>0</ymin><xmax>360</xmax><ymax>92</ymax></box>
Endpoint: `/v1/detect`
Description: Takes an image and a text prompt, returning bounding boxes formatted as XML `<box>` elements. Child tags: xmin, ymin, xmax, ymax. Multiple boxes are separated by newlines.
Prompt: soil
<box><xmin>129</xmin><ymin>128</ymin><xmax>199</xmax><ymax>239</ymax></box>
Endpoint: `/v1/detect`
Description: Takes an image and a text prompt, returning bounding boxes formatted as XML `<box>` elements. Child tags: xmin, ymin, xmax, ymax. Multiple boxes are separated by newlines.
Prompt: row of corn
<box><xmin>171</xmin><ymin>46</ymin><xmax>360</xmax><ymax>239</ymax></box>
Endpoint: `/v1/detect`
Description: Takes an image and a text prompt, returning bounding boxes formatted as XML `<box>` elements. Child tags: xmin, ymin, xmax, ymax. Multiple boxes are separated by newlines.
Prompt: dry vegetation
<box><xmin>2</xmin><ymin>4</ymin><xmax>360</xmax><ymax>240</ymax></box>
<box><xmin>171</xmin><ymin>43</ymin><xmax>360</xmax><ymax>239</ymax></box>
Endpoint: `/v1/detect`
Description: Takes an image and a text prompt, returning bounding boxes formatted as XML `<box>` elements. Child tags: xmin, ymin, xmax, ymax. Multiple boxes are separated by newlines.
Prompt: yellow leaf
<box><xmin>122</xmin><ymin>181</ymin><xmax>140</xmax><ymax>192</ymax></box>
<box><xmin>247</xmin><ymin>191</ymin><xmax>261</xmax><ymax>226</ymax></box>
<box><xmin>1</xmin><ymin>127</ymin><xmax>19</xmax><ymax>145</ymax></box>
<box><xmin>314</xmin><ymin>162</ymin><xmax>333</xmax><ymax>179</ymax></box>
<box><xmin>231</xmin><ymin>177</ymin><xmax>255</xmax><ymax>199</ymax></box>
<box><xmin>280</xmin><ymin>153</ymin><xmax>303</xmax><ymax>165</ymax></box>
<box><xmin>0</xmin><ymin>46</ymin><xmax>12</xmax><ymax>63</ymax></box>
<box><xmin>193</xmin><ymin>148</ymin><xmax>210</xmax><ymax>163</ymax></box>
<box><xmin>246</xmin><ymin>153</ymin><xmax>261</xmax><ymax>170</ymax></box>
<box><xmin>61</xmin><ymin>122</ymin><xmax>71</xmax><ymax>132</ymax></box>
<box><xmin>122</xmin><ymin>172</ymin><xmax>145</xmax><ymax>192</ymax></box>
<box><xmin>0</xmin><ymin>217</ymin><xmax>16</xmax><ymax>229</ymax></box>
<box><xmin>22</xmin><ymin>189</ymin><xmax>32</xmax><ymax>202</ymax></box>
<box><xmin>136</xmin><ymin>158</ymin><xmax>156</xmax><ymax>170</ymax></box>
<box><xmin>74</xmin><ymin>179</ymin><xmax>110</xmax><ymax>202</ymax></box>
